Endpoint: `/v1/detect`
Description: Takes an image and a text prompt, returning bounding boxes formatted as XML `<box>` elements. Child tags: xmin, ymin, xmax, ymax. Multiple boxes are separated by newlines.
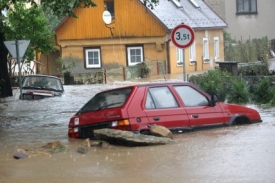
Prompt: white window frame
<box><xmin>85</xmin><ymin>48</ymin><xmax>101</xmax><ymax>68</ymax></box>
<box><xmin>214</xmin><ymin>37</ymin><xmax>220</xmax><ymax>61</ymax></box>
<box><xmin>189</xmin><ymin>41</ymin><xmax>196</xmax><ymax>65</ymax></box>
<box><xmin>203</xmin><ymin>38</ymin><xmax>209</xmax><ymax>62</ymax></box>
<box><xmin>127</xmin><ymin>46</ymin><xmax>143</xmax><ymax>66</ymax></box>
<box><xmin>176</xmin><ymin>47</ymin><xmax>184</xmax><ymax>66</ymax></box>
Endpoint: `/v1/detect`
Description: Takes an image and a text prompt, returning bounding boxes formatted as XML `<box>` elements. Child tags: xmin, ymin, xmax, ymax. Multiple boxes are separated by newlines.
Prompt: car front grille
<box><xmin>79</xmin><ymin>123</ymin><xmax>112</xmax><ymax>138</ymax></box>
<box><xmin>22</xmin><ymin>94</ymin><xmax>45</xmax><ymax>100</ymax></box>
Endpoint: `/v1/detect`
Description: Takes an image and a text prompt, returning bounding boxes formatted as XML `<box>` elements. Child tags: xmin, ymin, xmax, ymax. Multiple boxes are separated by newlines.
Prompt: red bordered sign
<box><xmin>171</xmin><ymin>24</ymin><xmax>195</xmax><ymax>49</ymax></box>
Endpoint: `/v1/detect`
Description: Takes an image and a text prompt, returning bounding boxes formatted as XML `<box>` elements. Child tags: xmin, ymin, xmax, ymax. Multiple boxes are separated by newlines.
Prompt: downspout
<box><xmin>166</xmin><ymin>39</ymin><xmax>171</xmax><ymax>74</ymax></box>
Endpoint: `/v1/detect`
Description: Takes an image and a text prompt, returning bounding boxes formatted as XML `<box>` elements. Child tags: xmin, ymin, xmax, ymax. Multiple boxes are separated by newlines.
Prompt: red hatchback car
<box><xmin>68</xmin><ymin>82</ymin><xmax>262</xmax><ymax>138</ymax></box>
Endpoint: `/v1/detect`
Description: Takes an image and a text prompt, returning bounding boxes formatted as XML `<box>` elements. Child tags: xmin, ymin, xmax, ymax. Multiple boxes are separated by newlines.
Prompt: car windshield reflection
<box><xmin>22</xmin><ymin>75</ymin><xmax>64</xmax><ymax>92</ymax></box>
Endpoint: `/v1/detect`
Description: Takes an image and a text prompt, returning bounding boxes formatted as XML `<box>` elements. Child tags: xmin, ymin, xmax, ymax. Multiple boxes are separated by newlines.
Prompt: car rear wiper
<box><xmin>96</xmin><ymin>102</ymin><xmax>123</xmax><ymax>111</ymax></box>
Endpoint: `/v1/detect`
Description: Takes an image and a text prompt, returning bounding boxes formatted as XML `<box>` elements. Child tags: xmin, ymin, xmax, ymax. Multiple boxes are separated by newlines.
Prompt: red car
<box><xmin>68</xmin><ymin>82</ymin><xmax>262</xmax><ymax>138</ymax></box>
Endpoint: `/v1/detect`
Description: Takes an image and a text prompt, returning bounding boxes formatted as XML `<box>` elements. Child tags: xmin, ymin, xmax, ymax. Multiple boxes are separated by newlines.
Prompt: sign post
<box><xmin>4</xmin><ymin>40</ymin><xmax>30</xmax><ymax>99</ymax></box>
<box><xmin>171</xmin><ymin>24</ymin><xmax>195</xmax><ymax>81</ymax></box>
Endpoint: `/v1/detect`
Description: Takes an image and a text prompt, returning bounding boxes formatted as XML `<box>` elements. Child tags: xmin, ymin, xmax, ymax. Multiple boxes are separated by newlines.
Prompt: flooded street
<box><xmin>1</xmin><ymin>83</ymin><xmax>275</xmax><ymax>183</ymax></box>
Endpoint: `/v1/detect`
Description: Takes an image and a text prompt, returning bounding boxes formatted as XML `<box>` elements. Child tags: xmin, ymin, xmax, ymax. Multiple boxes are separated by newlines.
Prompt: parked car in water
<box><xmin>68</xmin><ymin>82</ymin><xmax>262</xmax><ymax>138</ymax></box>
<box><xmin>15</xmin><ymin>74</ymin><xmax>64</xmax><ymax>100</ymax></box>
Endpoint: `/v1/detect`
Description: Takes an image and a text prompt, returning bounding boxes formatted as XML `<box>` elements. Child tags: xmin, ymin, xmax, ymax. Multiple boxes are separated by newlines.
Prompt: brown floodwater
<box><xmin>0</xmin><ymin>83</ymin><xmax>275</xmax><ymax>183</ymax></box>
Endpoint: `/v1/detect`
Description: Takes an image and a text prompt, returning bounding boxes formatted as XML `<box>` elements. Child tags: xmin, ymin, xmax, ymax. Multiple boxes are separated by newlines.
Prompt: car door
<box><xmin>173</xmin><ymin>85</ymin><xmax>225</xmax><ymax>127</ymax></box>
<box><xmin>144</xmin><ymin>86</ymin><xmax>190</xmax><ymax>129</ymax></box>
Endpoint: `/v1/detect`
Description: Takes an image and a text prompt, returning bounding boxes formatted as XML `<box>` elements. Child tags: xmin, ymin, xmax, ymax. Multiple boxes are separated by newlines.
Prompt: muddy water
<box><xmin>0</xmin><ymin>83</ymin><xmax>275</xmax><ymax>183</ymax></box>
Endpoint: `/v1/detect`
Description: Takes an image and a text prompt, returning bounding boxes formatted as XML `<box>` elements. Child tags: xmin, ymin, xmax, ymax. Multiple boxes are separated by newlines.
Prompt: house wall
<box><xmin>60</xmin><ymin>37</ymin><xmax>167</xmax><ymax>75</ymax></box>
<box><xmin>55</xmin><ymin>0</ymin><xmax>167</xmax><ymax>40</ymax></box>
<box><xmin>55</xmin><ymin>0</ymin><xmax>170</xmax><ymax>75</ymax></box>
<box><xmin>203</xmin><ymin>0</ymin><xmax>226</xmax><ymax>21</ymax></box>
<box><xmin>204</xmin><ymin>0</ymin><xmax>275</xmax><ymax>41</ymax></box>
<box><xmin>54</xmin><ymin>0</ymin><xmax>225</xmax><ymax>77</ymax></box>
<box><xmin>39</xmin><ymin>51</ymin><xmax>61</xmax><ymax>76</ymax></box>
<box><xmin>169</xmin><ymin>29</ymin><xmax>224</xmax><ymax>74</ymax></box>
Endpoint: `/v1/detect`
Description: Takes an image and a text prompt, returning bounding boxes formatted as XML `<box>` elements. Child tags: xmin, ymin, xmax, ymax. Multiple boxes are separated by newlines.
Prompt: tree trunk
<box><xmin>0</xmin><ymin>31</ymin><xmax>12</xmax><ymax>98</ymax></box>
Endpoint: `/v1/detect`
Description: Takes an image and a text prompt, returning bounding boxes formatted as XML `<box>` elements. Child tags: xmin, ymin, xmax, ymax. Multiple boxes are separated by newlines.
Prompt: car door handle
<box><xmin>153</xmin><ymin>117</ymin><xmax>160</xmax><ymax>121</ymax></box>
<box><xmin>192</xmin><ymin>114</ymin><xmax>199</xmax><ymax>118</ymax></box>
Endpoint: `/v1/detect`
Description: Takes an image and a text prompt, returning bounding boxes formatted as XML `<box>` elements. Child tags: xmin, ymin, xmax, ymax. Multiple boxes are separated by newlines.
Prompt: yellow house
<box><xmin>44</xmin><ymin>0</ymin><xmax>227</xmax><ymax>81</ymax></box>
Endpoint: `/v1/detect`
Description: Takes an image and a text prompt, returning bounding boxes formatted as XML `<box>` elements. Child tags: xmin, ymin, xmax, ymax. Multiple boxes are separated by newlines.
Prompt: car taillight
<box><xmin>111</xmin><ymin>119</ymin><xmax>131</xmax><ymax>130</ymax></box>
<box><xmin>68</xmin><ymin>127</ymin><xmax>80</xmax><ymax>138</ymax></box>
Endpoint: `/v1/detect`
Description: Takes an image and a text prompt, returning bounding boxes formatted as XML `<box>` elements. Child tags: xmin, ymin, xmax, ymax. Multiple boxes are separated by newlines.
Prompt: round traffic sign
<box><xmin>171</xmin><ymin>24</ymin><xmax>195</xmax><ymax>49</ymax></box>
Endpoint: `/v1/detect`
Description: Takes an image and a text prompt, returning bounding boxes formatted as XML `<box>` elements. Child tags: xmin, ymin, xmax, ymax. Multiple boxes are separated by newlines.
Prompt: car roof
<box><xmin>135</xmin><ymin>81</ymin><xmax>190</xmax><ymax>87</ymax></box>
<box><xmin>100</xmin><ymin>81</ymin><xmax>192</xmax><ymax>93</ymax></box>
<box><xmin>23</xmin><ymin>74</ymin><xmax>61</xmax><ymax>80</ymax></box>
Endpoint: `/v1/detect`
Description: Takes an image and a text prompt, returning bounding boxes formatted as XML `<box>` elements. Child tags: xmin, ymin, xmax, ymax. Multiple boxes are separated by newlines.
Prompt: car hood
<box><xmin>218</xmin><ymin>102</ymin><xmax>261</xmax><ymax>121</ymax></box>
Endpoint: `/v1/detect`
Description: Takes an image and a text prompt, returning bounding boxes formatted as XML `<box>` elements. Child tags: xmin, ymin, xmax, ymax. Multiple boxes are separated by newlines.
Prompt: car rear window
<box><xmin>77</xmin><ymin>87</ymin><xmax>133</xmax><ymax>114</ymax></box>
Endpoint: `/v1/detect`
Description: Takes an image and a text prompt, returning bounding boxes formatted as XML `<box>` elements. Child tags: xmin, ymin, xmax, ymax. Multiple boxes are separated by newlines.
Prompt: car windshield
<box><xmin>22</xmin><ymin>76</ymin><xmax>64</xmax><ymax>92</ymax></box>
<box><xmin>77</xmin><ymin>87</ymin><xmax>133</xmax><ymax>114</ymax></box>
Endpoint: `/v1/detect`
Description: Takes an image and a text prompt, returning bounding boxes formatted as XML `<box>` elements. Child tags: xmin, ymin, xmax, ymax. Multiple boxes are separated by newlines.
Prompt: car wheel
<box><xmin>234</xmin><ymin>116</ymin><xmax>250</xmax><ymax>125</ymax></box>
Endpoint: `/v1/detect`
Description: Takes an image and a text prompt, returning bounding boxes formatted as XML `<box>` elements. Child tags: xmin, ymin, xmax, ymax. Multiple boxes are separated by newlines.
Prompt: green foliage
<box><xmin>250</xmin><ymin>78</ymin><xmax>275</xmax><ymax>104</ymax></box>
<box><xmin>137</xmin><ymin>62</ymin><xmax>151</xmax><ymax>78</ymax></box>
<box><xmin>189</xmin><ymin>69</ymin><xmax>233</xmax><ymax>101</ymax></box>
<box><xmin>42</xmin><ymin>8</ymin><xmax>61</xmax><ymax>31</ymax></box>
<box><xmin>224</xmin><ymin>31</ymin><xmax>269</xmax><ymax>66</ymax></box>
<box><xmin>190</xmin><ymin>71</ymin><xmax>275</xmax><ymax>106</ymax></box>
<box><xmin>56</xmin><ymin>54</ymin><xmax>76</xmax><ymax>75</ymax></box>
<box><xmin>238</xmin><ymin>63</ymin><xmax>269</xmax><ymax>76</ymax></box>
<box><xmin>226</xmin><ymin>79</ymin><xmax>249</xmax><ymax>104</ymax></box>
<box><xmin>4</xmin><ymin>2</ymin><xmax>55</xmax><ymax>57</ymax></box>
<box><xmin>189</xmin><ymin>69</ymin><xmax>251</xmax><ymax>104</ymax></box>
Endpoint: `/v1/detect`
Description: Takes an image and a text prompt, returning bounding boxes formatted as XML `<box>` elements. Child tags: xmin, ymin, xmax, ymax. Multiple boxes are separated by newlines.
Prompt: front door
<box><xmin>172</xmin><ymin>85</ymin><xmax>225</xmax><ymax>127</ymax></box>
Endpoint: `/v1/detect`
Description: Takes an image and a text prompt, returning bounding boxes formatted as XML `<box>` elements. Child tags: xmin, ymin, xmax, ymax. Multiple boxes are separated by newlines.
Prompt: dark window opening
<box><xmin>236</xmin><ymin>0</ymin><xmax>257</xmax><ymax>15</ymax></box>
<box><xmin>104</xmin><ymin>0</ymin><xmax>115</xmax><ymax>18</ymax></box>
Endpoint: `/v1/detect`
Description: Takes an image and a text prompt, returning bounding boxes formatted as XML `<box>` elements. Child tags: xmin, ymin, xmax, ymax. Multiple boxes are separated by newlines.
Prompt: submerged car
<box><xmin>68</xmin><ymin>82</ymin><xmax>262</xmax><ymax>138</ymax></box>
<box><xmin>15</xmin><ymin>74</ymin><xmax>64</xmax><ymax>100</ymax></box>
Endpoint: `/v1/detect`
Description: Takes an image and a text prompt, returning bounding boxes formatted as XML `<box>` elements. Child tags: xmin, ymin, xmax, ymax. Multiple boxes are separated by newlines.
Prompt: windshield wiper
<box><xmin>22</xmin><ymin>86</ymin><xmax>41</xmax><ymax>89</ymax></box>
<box><xmin>96</xmin><ymin>102</ymin><xmax>123</xmax><ymax>111</ymax></box>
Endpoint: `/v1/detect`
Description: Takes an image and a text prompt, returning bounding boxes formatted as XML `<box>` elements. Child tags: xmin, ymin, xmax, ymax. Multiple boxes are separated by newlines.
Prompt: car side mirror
<box><xmin>210</xmin><ymin>95</ymin><xmax>218</xmax><ymax>106</ymax></box>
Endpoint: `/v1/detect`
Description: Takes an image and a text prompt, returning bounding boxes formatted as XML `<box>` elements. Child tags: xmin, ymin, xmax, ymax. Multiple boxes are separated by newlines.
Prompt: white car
<box><xmin>15</xmin><ymin>75</ymin><xmax>64</xmax><ymax>100</ymax></box>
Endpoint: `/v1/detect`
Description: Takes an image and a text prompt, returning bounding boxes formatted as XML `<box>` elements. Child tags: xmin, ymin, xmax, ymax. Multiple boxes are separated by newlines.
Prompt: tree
<box><xmin>0</xmin><ymin>0</ymin><xmax>159</xmax><ymax>98</ymax></box>
<box><xmin>4</xmin><ymin>2</ymin><xmax>56</xmax><ymax>75</ymax></box>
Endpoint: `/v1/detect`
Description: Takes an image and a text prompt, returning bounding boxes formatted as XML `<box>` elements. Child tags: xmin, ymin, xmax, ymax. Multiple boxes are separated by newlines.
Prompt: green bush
<box><xmin>250</xmin><ymin>78</ymin><xmax>275</xmax><ymax>104</ymax></box>
<box><xmin>189</xmin><ymin>69</ymin><xmax>251</xmax><ymax>104</ymax></box>
<box><xmin>226</xmin><ymin>79</ymin><xmax>249</xmax><ymax>104</ymax></box>
<box><xmin>189</xmin><ymin>69</ymin><xmax>233</xmax><ymax>102</ymax></box>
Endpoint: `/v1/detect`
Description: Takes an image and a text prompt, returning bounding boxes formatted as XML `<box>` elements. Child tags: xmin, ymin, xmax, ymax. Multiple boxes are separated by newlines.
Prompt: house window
<box><xmin>236</xmin><ymin>0</ymin><xmax>257</xmax><ymax>14</ymax></box>
<box><xmin>203</xmin><ymin>38</ymin><xmax>209</xmax><ymax>62</ymax></box>
<box><xmin>176</xmin><ymin>47</ymin><xmax>184</xmax><ymax>66</ymax></box>
<box><xmin>104</xmin><ymin>0</ymin><xmax>115</xmax><ymax>18</ymax></box>
<box><xmin>127</xmin><ymin>46</ymin><xmax>144</xmax><ymax>66</ymax></box>
<box><xmin>85</xmin><ymin>48</ymin><xmax>101</xmax><ymax>68</ymax></box>
<box><xmin>189</xmin><ymin>41</ymin><xmax>196</xmax><ymax>65</ymax></box>
<box><xmin>214</xmin><ymin>37</ymin><xmax>220</xmax><ymax>61</ymax></box>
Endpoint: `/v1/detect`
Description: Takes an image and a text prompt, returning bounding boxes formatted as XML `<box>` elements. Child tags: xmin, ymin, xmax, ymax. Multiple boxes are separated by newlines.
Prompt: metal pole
<box><xmin>183</xmin><ymin>49</ymin><xmax>187</xmax><ymax>81</ymax></box>
<box><xmin>16</xmin><ymin>40</ymin><xmax>22</xmax><ymax>99</ymax></box>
